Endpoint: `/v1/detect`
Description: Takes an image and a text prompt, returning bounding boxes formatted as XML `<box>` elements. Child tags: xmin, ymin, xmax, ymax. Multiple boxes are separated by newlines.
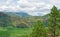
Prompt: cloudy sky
<box><xmin>0</xmin><ymin>0</ymin><xmax>60</xmax><ymax>16</ymax></box>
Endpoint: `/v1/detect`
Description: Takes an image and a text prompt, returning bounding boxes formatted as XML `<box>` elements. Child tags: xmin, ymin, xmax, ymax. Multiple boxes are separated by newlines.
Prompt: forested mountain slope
<box><xmin>0</xmin><ymin>12</ymin><xmax>50</xmax><ymax>28</ymax></box>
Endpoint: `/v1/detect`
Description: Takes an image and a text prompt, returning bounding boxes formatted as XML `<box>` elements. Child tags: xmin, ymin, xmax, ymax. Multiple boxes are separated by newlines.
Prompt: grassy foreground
<box><xmin>0</xmin><ymin>27</ymin><xmax>32</xmax><ymax>37</ymax></box>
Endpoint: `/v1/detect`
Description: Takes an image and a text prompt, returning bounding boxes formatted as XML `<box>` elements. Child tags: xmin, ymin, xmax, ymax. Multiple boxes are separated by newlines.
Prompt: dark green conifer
<box><xmin>31</xmin><ymin>21</ymin><xmax>46</xmax><ymax>37</ymax></box>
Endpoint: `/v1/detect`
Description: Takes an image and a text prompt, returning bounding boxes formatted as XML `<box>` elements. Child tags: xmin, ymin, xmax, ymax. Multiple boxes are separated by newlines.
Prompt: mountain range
<box><xmin>0</xmin><ymin>12</ymin><xmax>43</xmax><ymax>28</ymax></box>
<box><xmin>1</xmin><ymin>11</ymin><xmax>57</xmax><ymax>28</ymax></box>
<box><xmin>5</xmin><ymin>11</ymin><xmax>30</xmax><ymax>18</ymax></box>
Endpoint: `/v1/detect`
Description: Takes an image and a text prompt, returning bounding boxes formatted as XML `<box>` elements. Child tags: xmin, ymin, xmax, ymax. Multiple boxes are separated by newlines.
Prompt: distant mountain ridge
<box><xmin>15</xmin><ymin>12</ymin><xmax>30</xmax><ymax>18</ymax></box>
<box><xmin>5</xmin><ymin>12</ymin><xmax>30</xmax><ymax>18</ymax></box>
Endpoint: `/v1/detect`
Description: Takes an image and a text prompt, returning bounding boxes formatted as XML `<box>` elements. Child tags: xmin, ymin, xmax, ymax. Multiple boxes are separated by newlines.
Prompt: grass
<box><xmin>0</xmin><ymin>27</ymin><xmax>32</xmax><ymax>37</ymax></box>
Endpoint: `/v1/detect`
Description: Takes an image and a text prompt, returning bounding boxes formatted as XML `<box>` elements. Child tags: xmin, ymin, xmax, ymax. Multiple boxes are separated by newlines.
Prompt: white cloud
<box><xmin>0</xmin><ymin>0</ymin><xmax>60</xmax><ymax>16</ymax></box>
<box><xmin>49</xmin><ymin>0</ymin><xmax>60</xmax><ymax>8</ymax></box>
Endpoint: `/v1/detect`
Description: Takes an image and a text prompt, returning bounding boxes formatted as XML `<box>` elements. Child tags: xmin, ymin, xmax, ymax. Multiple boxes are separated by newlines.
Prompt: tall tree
<box><xmin>49</xmin><ymin>6</ymin><xmax>60</xmax><ymax>37</ymax></box>
<box><xmin>31</xmin><ymin>20</ymin><xmax>46</xmax><ymax>37</ymax></box>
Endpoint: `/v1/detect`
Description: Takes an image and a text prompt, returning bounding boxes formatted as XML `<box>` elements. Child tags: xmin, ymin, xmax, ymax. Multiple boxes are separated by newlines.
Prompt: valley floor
<box><xmin>0</xmin><ymin>27</ymin><xmax>32</xmax><ymax>37</ymax></box>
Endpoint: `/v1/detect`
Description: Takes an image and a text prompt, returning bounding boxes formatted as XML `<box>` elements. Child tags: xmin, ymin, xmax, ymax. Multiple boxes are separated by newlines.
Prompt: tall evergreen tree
<box><xmin>31</xmin><ymin>20</ymin><xmax>46</xmax><ymax>37</ymax></box>
<box><xmin>49</xmin><ymin>6</ymin><xmax>60</xmax><ymax>37</ymax></box>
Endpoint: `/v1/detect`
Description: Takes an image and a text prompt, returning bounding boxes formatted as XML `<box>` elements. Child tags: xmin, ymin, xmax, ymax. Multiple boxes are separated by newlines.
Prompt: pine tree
<box><xmin>31</xmin><ymin>20</ymin><xmax>46</xmax><ymax>37</ymax></box>
<box><xmin>49</xmin><ymin>6</ymin><xmax>60</xmax><ymax>37</ymax></box>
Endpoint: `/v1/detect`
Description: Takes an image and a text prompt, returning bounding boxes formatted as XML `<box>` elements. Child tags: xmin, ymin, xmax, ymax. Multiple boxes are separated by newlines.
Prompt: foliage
<box><xmin>48</xmin><ymin>6</ymin><xmax>60</xmax><ymax>37</ymax></box>
<box><xmin>31</xmin><ymin>21</ymin><xmax>46</xmax><ymax>37</ymax></box>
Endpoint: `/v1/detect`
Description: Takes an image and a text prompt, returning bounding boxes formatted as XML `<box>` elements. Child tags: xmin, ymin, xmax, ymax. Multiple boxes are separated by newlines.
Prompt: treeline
<box><xmin>30</xmin><ymin>6</ymin><xmax>60</xmax><ymax>37</ymax></box>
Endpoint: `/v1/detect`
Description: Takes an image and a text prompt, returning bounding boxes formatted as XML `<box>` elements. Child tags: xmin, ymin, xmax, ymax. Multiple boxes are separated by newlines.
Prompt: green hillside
<box><xmin>0</xmin><ymin>12</ymin><xmax>42</xmax><ymax>28</ymax></box>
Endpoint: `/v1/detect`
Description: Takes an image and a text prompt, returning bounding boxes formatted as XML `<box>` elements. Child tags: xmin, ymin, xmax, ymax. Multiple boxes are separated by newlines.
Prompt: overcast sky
<box><xmin>0</xmin><ymin>0</ymin><xmax>60</xmax><ymax>16</ymax></box>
